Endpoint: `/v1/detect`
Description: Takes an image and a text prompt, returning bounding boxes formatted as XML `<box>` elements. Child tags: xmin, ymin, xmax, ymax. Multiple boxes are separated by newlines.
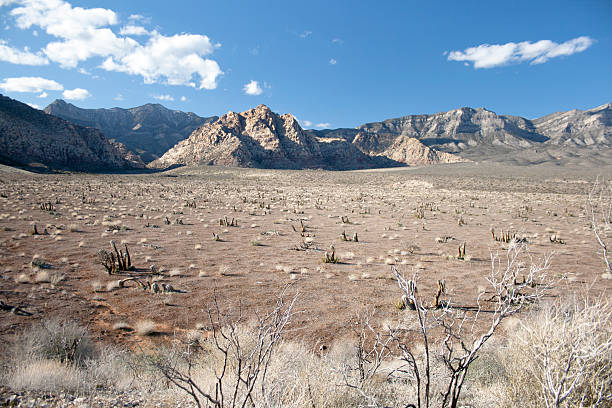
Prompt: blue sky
<box><xmin>0</xmin><ymin>0</ymin><xmax>610</xmax><ymax>129</ymax></box>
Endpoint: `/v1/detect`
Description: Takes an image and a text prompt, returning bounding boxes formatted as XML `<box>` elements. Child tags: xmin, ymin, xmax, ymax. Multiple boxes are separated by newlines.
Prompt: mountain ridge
<box><xmin>0</xmin><ymin>94</ymin><xmax>144</xmax><ymax>172</ymax></box>
<box><xmin>44</xmin><ymin>99</ymin><xmax>217</xmax><ymax>163</ymax></box>
<box><xmin>149</xmin><ymin>104</ymin><xmax>468</xmax><ymax>170</ymax></box>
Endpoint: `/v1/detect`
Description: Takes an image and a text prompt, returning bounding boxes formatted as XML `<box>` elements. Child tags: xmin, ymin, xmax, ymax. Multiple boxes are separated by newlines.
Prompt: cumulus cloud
<box><xmin>329</xmin><ymin>58</ymin><xmax>337</xmax><ymax>65</ymax></box>
<box><xmin>243</xmin><ymin>80</ymin><xmax>262</xmax><ymax>95</ymax></box>
<box><xmin>8</xmin><ymin>0</ymin><xmax>136</xmax><ymax>68</ymax></box>
<box><xmin>448</xmin><ymin>36</ymin><xmax>594</xmax><ymax>68</ymax></box>
<box><xmin>0</xmin><ymin>76</ymin><xmax>63</xmax><ymax>93</ymax></box>
<box><xmin>315</xmin><ymin>123</ymin><xmax>331</xmax><ymax>129</ymax></box>
<box><xmin>26</xmin><ymin>102</ymin><xmax>40</xmax><ymax>109</ymax></box>
<box><xmin>299</xmin><ymin>30</ymin><xmax>312</xmax><ymax>38</ymax></box>
<box><xmin>62</xmin><ymin>87</ymin><xmax>91</xmax><ymax>100</ymax></box>
<box><xmin>101</xmin><ymin>32</ymin><xmax>222</xmax><ymax>89</ymax></box>
<box><xmin>301</xmin><ymin>120</ymin><xmax>313</xmax><ymax>127</ymax></box>
<box><xmin>1</xmin><ymin>0</ymin><xmax>223</xmax><ymax>89</ymax></box>
<box><xmin>180</xmin><ymin>96</ymin><xmax>187</xmax><ymax>102</ymax></box>
<box><xmin>153</xmin><ymin>94</ymin><xmax>174</xmax><ymax>101</ymax></box>
<box><xmin>0</xmin><ymin>40</ymin><xmax>48</xmax><ymax>65</ymax></box>
<box><xmin>37</xmin><ymin>91</ymin><xmax>47</xmax><ymax>98</ymax></box>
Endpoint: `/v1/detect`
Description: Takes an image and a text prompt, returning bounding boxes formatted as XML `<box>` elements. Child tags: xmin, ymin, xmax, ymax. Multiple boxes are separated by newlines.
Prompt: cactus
<box><xmin>96</xmin><ymin>241</ymin><xmax>133</xmax><ymax>274</ymax></box>
<box><xmin>457</xmin><ymin>242</ymin><xmax>466</xmax><ymax>260</ymax></box>
<box><xmin>434</xmin><ymin>280</ymin><xmax>446</xmax><ymax>309</ymax></box>
<box><xmin>323</xmin><ymin>245</ymin><xmax>339</xmax><ymax>263</ymax></box>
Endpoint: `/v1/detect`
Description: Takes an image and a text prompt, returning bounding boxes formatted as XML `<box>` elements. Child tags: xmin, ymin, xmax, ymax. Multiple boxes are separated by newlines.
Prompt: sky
<box><xmin>0</xmin><ymin>0</ymin><xmax>610</xmax><ymax>129</ymax></box>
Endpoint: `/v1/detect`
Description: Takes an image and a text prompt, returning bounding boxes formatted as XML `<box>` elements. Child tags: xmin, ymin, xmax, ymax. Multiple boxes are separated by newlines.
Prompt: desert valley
<box><xmin>0</xmin><ymin>92</ymin><xmax>610</xmax><ymax>407</ymax></box>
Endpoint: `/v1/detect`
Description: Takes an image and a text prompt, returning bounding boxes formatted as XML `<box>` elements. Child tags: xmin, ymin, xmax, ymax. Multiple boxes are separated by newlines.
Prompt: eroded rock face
<box><xmin>150</xmin><ymin>105</ymin><xmax>465</xmax><ymax>170</ymax></box>
<box><xmin>352</xmin><ymin>107</ymin><xmax>546</xmax><ymax>155</ymax></box>
<box><xmin>379</xmin><ymin>135</ymin><xmax>466</xmax><ymax>165</ymax></box>
<box><xmin>151</xmin><ymin>105</ymin><xmax>325</xmax><ymax>169</ymax></box>
<box><xmin>0</xmin><ymin>94</ymin><xmax>144</xmax><ymax>171</ymax></box>
<box><xmin>533</xmin><ymin>103</ymin><xmax>612</xmax><ymax>146</ymax></box>
<box><xmin>44</xmin><ymin>99</ymin><xmax>216</xmax><ymax>163</ymax></box>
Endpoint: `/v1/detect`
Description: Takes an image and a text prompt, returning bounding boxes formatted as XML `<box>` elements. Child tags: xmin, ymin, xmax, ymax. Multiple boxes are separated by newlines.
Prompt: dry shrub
<box><xmin>501</xmin><ymin>296</ymin><xmax>612</xmax><ymax>408</ymax></box>
<box><xmin>7</xmin><ymin>320</ymin><xmax>133</xmax><ymax>395</ymax></box>
<box><xmin>13</xmin><ymin>318</ymin><xmax>95</xmax><ymax>366</ymax></box>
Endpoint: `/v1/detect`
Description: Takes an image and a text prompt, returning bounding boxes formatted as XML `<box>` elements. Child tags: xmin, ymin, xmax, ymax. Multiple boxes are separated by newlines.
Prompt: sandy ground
<box><xmin>0</xmin><ymin>163</ymin><xmax>610</xmax><ymax>354</ymax></box>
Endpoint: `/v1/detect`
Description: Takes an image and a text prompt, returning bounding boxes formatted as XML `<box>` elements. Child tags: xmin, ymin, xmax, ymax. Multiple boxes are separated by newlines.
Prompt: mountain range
<box><xmin>0</xmin><ymin>95</ymin><xmax>143</xmax><ymax>172</ymax></box>
<box><xmin>149</xmin><ymin>104</ymin><xmax>466</xmax><ymax>170</ymax></box>
<box><xmin>151</xmin><ymin>103</ymin><xmax>611</xmax><ymax>170</ymax></box>
<box><xmin>44</xmin><ymin>100</ymin><xmax>217</xmax><ymax>163</ymax></box>
<box><xmin>308</xmin><ymin>103</ymin><xmax>611</xmax><ymax>165</ymax></box>
<box><xmin>0</xmin><ymin>94</ymin><xmax>609</xmax><ymax>172</ymax></box>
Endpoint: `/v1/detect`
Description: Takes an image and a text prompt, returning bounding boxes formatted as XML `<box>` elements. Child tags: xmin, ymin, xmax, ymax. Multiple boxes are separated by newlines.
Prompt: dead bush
<box><xmin>501</xmin><ymin>296</ymin><xmax>612</xmax><ymax>408</ymax></box>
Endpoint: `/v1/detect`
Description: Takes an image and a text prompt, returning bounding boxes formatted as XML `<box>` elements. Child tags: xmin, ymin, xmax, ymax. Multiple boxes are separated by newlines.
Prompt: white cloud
<box><xmin>180</xmin><ymin>96</ymin><xmax>187</xmax><ymax>102</ymax></box>
<box><xmin>62</xmin><ymin>87</ymin><xmax>91</xmax><ymax>100</ymax></box>
<box><xmin>299</xmin><ymin>30</ymin><xmax>312</xmax><ymax>38</ymax></box>
<box><xmin>448</xmin><ymin>36</ymin><xmax>594</xmax><ymax>68</ymax></box>
<box><xmin>0</xmin><ymin>40</ymin><xmax>48</xmax><ymax>65</ymax></box>
<box><xmin>101</xmin><ymin>32</ymin><xmax>222</xmax><ymax>89</ymax></box>
<box><xmin>2</xmin><ymin>0</ymin><xmax>222</xmax><ymax>89</ymax></box>
<box><xmin>8</xmin><ymin>0</ymin><xmax>137</xmax><ymax>68</ymax></box>
<box><xmin>0</xmin><ymin>76</ymin><xmax>63</xmax><ymax>92</ymax></box>
<box><xmin>26</xmin><ymin>102</ymin><xmax>40</xmax><ymax>109</ymax></box>
<box><xmin>243</xmin><ymin>80</ymin><xmax>262</xmax><ymax>95</ymax></box>
<box><xmin>153</xmin><ymin>94</ymin><xmax>174</xmax><ymax>101</ymax></box>
<box><xmin>329</xmin><ymin>58</ymin><xmax>337</xmax><ymax>65</ymax></box>
<box><xmin>331</xmin><ymin>38</ymin><xmax>343</xmax><ymax>44</ymax></box>
<box><xmin>119</xmin><ymin>25</ymin><xmax>149</xmax><ymax>36</ymax></box>
<box><xmin>37</xmin><ymin>91</ymin><xmax>47</xmax><ymax>98</ymax></box>
<box><xmin>128</xmin><ymin>14</ymin><xmax>150</xmax><ymax>24</ymax></box>
<box><xmin>301</xmin><ymin>120</ymin><xmax>312</xmax><ymax>127</ymax></box>
<box><xmin>113</xmin><ymin>93</ymin><xmax>124</xmax><ymax>101</ymax></box>
<box><xmin>315</xmin><ymin>123</ymin><xmax>331</xmax><ymax>129</ymax></box>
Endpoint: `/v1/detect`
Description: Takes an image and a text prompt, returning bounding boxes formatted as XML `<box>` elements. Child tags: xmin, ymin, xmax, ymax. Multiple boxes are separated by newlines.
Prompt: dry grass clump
<box><xmin>106</xmin><ymin>280</ymin><xmax>121</xmax><ymax>291</ymax></box>
<box><xmin>14</xmin><ymin>273</ymin><xmax>30</xmax><ymax>284</ymax></box>
<box><xmin>7</xmin><ymin>320</ymin><xmax>133</xmax><ymax>394</ymax></box>
<box><xmin>169</xmin><ymin>268</ymin><xmax>182</xmax><ymax>277</ymax></box>
<box><xmin>9</xmin><ymin>359</ymin><xmax>85</xmax><ymax>393</ymax></box>
<box><xmin>134</xmin><ymin>320</ymin><xmax>156</xmax><ymax>336</ymax></box>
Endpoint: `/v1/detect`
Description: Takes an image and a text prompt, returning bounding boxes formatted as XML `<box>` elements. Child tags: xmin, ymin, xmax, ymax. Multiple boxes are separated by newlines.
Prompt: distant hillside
<box><xmin>149</xmin><ymin>105</ymin><xmax>465</xmax><ymax>170</ymax></box>
<box><xmin>307</xmin><ymin>103</ymin><xmax>611</xmax><ymax>166</ymax></box>
<box><xmin>44</xmin><ymin>100</ymin><xmax>217</xmax><ymax>163</ymax></box>
<box><xmin>0</xmin><ymin>94</ymin><xmax>144</xmax><ymax>172</ymax></box>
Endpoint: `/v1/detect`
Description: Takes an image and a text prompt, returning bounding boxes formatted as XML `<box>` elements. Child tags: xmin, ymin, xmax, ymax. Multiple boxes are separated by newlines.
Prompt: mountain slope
<box><xmin>0</xmin><ymin>94</ymin><xmax>143</xmax><ymax>171</ymax></box>
<box><xmin>44</xmin><ymin>100</ymin><xmax>217</xmax><ymax>163</ymax></box>
<box><xmin>309</xmin><ymin>103</ymin><xmax>610</xmax><ymax>165</ymax></box>
<box><xmin>533</xmin><ymin>103</ymin><xmax>611</xmax><ymax>146</ymax></box>
<box><xmin>150</xmin><ymin>105</ymin><xmax>464</xmax><ymax>170</ymax></box>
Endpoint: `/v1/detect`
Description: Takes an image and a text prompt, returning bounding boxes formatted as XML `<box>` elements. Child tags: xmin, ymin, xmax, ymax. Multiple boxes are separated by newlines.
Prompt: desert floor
<box><xmin>1</xmin><ymin>163</ymin><xmax>610</xmax><ymax>354</ymax></box>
